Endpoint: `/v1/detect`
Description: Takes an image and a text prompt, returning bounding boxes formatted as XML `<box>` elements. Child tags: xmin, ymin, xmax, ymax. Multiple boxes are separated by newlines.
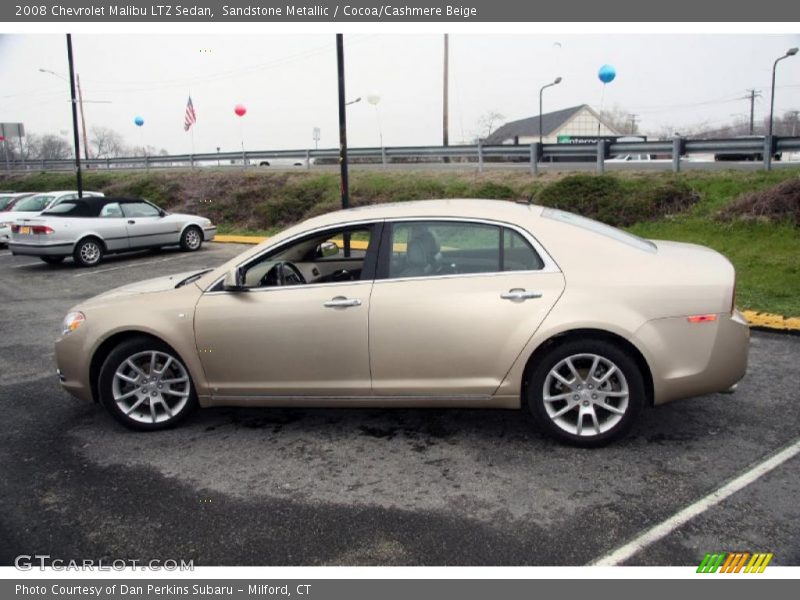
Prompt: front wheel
<box><xmin>180</xmin><ymin>226</ymin><xmax>203</xmax><ymax>252</ymax></box>
<box><xmin>98</xmin><ymin>337</ymin><xmax>198</xmax><ymax>431</ymax></box>
<box><xmin>526</xmin><ymin>339</ymin><xmax>645</xmax><ymax>447</ymax></box>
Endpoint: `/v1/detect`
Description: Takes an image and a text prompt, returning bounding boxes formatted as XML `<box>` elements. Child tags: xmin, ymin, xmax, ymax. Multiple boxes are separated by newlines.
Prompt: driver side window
<box><xmin>241</xmin><ymin>224</ymin><xmax>376</xmax><ymax>289</ymax></box>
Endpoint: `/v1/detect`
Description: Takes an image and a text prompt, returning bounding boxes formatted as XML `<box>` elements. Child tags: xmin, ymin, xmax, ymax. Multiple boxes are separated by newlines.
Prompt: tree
<box><xmin>599</xmin><ymin>105</ymin><xmax>638</xmax><ymax>135</ymax></box>
<box><xmin>37</xmin><ymin>134</ymin><xmax>73</xmax><ymax>160</ymax></box>
<box><xmin>90</xmin><ymin>126</ymin><xmax>126</xmax><ymax>158</ymax></box>
<box><xmin>472</xmin><ymin>111</ymin><xmax>505</xmax><ymax>143</ymax></box>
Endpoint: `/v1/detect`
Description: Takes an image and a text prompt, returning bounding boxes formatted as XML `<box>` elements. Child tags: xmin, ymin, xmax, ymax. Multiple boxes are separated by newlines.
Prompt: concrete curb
<box><xmin>211</xmin><ymin>236</ymin><xmax>800</xmax><ymax>332</ymax></box>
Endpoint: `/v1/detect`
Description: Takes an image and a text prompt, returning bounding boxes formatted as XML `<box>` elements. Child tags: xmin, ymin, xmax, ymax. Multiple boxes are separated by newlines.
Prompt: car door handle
<box><xmin>500</xmin><ymin>288</ymin><xmax>542</xmax><ymax>301</ymax></box>
<box><xmin>323</xmin><ymin>296</ymin><xmax>362</xmax><ymax>308</ymax></box>
<box><xmin>127</xmin><ymin>219</ymin><xmax>136</xmax><ymax>224</ymax></box>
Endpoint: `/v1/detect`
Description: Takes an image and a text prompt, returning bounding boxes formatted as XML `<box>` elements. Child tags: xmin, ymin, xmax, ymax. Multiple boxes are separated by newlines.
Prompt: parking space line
<box><xmin>591</xmin><ymin>437</ymin><xmax>800</xmax><ymax>566</ymax></box>
<box><xmin>11</xmin><ymin>261</ymin><xmax>43</xmax><ymax>269</ymax></box>
<box><xmin>72</xmin><ymin>253</ymin><xmax>197</xmax><ymax>277</ymax></box>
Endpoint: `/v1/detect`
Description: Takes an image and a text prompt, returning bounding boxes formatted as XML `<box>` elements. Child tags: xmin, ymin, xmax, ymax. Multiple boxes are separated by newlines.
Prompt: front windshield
<box><xmin>12</xmin><ymin>194</ymin><xmax>54</xmax><ymax>212</ymax></box>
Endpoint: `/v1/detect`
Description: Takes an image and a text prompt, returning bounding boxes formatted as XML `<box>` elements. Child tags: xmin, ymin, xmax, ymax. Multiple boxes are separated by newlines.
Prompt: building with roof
<box><xmin>485</xmin><ymin>104</ymin><xmax>622</xmax><ymax>145</ymax></box>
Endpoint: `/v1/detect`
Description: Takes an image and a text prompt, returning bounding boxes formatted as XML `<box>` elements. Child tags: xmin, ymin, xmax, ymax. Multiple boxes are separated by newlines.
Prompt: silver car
<box><xmin>9</xmin><ymin>196</ymin><xmax>216</xmax><ymax>267</ymax></box>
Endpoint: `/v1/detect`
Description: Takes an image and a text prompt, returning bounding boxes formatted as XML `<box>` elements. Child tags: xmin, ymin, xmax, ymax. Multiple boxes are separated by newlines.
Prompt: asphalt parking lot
<box><xmin>0</xmin><ymin>242</ymin><xmax>798</xmax><ymax>567</ymax></box>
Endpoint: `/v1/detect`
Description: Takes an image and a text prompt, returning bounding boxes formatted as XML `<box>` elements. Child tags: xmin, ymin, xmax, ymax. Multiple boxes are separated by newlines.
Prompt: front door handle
<box><xmin>324</xmin><ymin>296</ymin><xmax>362</xmax><ymax>308</ymax></box>
<box><xmin>500</xmin><ymin>288</ymin><xmax>542</xmax><ymax>301</ymax></box>
<box><xmin>127</xmin><ymin>219</ymin><xmax>136</xmax><ymax>224</ymax></box>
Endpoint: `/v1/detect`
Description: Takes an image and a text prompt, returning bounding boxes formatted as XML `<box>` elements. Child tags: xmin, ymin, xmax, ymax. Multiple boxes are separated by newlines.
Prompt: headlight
<box><xmin>202</xmin><ymin>219</ymin><xmax>212</xmax><ymax>227</ymax></box>
<box><xmin>62</xmin><ymin>311</ymin><xmax>85</xmax><ymax>335</ymax></box>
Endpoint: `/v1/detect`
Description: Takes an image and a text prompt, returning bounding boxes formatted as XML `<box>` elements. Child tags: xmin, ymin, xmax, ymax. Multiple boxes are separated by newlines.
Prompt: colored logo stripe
<box><xmin>697</xmin><ymin>552</ymin><xmax>773</xmax><ymax>573</ymax></box>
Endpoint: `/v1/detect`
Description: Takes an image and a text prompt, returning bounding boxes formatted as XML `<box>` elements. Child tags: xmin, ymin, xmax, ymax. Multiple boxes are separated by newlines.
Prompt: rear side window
<box><xmin>541</xmin><ymin>207</ymin><xmax>656</xmax><ymax>253</ymax></box>
<box><xmin>384</xmin><ymin>221</ymin><xmax>543</xmax><ymax>279</ymax></box>
<box><xmin>42</xmin><ymin>201</ymin><xmax>94</xmax><ymax>217</ymax></box>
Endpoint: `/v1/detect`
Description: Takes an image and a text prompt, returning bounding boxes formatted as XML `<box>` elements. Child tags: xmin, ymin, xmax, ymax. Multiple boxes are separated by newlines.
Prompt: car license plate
<box><xmin>19</xmin><ymin>226</ymin><xmax>31</xmax><ymax>235</ymax></box>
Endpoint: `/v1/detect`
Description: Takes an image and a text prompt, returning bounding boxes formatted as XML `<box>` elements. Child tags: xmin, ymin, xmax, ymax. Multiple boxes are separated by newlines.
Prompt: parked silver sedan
<box><xmin>9</xmin><ymin>197</ymin><xmax>216</xmax><ymax>267</ymax></box>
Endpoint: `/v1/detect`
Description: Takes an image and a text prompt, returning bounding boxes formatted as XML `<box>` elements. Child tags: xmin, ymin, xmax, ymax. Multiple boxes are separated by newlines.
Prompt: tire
<box><xmin>73</xmin><ymin>237</ymin><xmax>104</xmax><ymax>267</ymax></box>
<box><xmin>98</xmin><ymin>336</ymin><xmax>198</xmax><ymax>431</ymax></box>
<box><xmin>180</xmin><ymin>226</ymin><xmax>203</xmax><ymax>252</ymax></box>
<box><xmin>526</xmin><ymin>338</ymin><xmax>645</xmax><ymax>447</ymax></box>
<box><xmin>40</xmin><ymin>256</ymin><xmax>65</xmax><ymax>265</ymax></box>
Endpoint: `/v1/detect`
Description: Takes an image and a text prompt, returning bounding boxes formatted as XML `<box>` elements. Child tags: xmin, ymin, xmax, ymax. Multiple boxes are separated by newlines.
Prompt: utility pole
<box><xmin>745</xmin><ymin>89</ymin><xmax>762</xmax><ymax>135</ymax></box>
<box><xmin>627</xmin><ymin>113</ymin><xmax>639</xmax><ymax>134</ymax></box>
<box><xmin>76</xmin><ymin>74</ymin><xmax>90</xmax><ymax>162</ymax></box>
<box><xmin>66</xmin><ymin>34</ymin><xmax>83</xmax><ymax>198</ymax></box>
<box><xmin>443</xmin><ymin>34</ymin><xmax>449</xmax><ymax>151</ymax></box>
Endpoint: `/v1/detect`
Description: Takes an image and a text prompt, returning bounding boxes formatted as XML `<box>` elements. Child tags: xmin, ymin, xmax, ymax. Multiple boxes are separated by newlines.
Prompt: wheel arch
<box><xmin>74</xmin><ymin>233</ymin><xmax>107</xmax><ymax>252</ymax></box>
<box><xmin>89</xmin><ymin>330</ymin><xmax>188</xmax><ymax>403</ymax></box>
<box><xmin>521</xmin><ymin>328</ymin><xmax>655</xmax><ymax>408</ymax></box>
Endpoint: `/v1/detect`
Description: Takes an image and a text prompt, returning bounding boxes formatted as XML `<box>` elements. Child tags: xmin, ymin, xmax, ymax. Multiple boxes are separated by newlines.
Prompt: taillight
<box><xmin>31</xmin><ymin>225</ymin><xmax>55</xmax><ymax>235</ymax></box>
<box><xmin>687</xmin><ymin>314</ymin><xmax>718</xmax><ymax>323</ymax></box>
<box><xmin>10</xmin><ymin>225</ymin><xmax>19</xmax><ymax>233</ymax></box>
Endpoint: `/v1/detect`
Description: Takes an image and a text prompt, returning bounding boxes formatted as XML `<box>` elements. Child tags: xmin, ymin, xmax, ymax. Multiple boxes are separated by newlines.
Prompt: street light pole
<box><xmin>65</xmin><ymin>34</ymin><xmax>83</xmax><ymax>198</ymax></box>
<box><xmin>538</xmin><ymin>76</ymin><xmax>562</xmax><ymax>157</ymax></box>
<box><xmin>767</xmin><ymin>47</ymin><xmax>798</xmax><ymax>170</ymax></box>
<box><xmin>336</xmin><ymin>34</ymin><xmax>349</xmax><ymax>211</ymax></box>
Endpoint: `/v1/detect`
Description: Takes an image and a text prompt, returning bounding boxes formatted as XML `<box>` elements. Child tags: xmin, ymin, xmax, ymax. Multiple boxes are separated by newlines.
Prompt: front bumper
<box><xmin>203</xmin><ymin>226</ymin><xmax>217</xmax><ymax>241</ymax></box>
<box><xmin>634</xmin><ymin>309</ymin><xmax>750</xmax><ymax>405</ymax></box>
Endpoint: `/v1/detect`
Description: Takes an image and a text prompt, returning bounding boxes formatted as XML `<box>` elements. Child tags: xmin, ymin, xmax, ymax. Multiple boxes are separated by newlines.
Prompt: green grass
<box><xmin>628</xmin><ymin>218</ymin><xmax>800</xmax><ymax>317</ymax></box>
<box><xmin>2</xmin><ymin>166</ymin><xmax>799</xmax><ymax>315</ymax></box>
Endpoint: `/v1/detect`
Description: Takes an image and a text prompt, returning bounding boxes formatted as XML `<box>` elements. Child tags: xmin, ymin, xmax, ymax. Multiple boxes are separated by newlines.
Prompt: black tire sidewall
<box><xmin>98</xmin><ymin>337</ymin><xmax>198</xmax><ymax>431</ymax></box>
<box><xmin>526</xmin><ymin>339</ymin><xmax>645</xmax><ymax>447</ymax></box>
<box><xmin>180</xmin><ymin>226</ymin><xmax>202</xmax><ymax>252</ymax></box>
<box><xmin>73</xmin><ymin>238</ymin><xmax>103</xmax><ymax>267</ymax></box>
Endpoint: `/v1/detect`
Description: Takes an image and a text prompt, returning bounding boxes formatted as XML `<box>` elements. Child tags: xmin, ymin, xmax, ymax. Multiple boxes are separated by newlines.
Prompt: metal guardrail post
<box><xmin>145</xmin><ymin>155</ymin><xmax>149</xmax><ymax>171</ymax></box>
<box><xmin>381</xmin><ymin>146</ymin><xmax>387</xmax><ymax>166</ymax></box>
<box><xmin>596</xmin><ymin>140</ymin><xmax>606</xmax><ymax>174</ymax></box>
<box><xmin>764</xmin><ymin>136</ymin><xmax>773</xmax><ymax>171</ymax></box>
<box><xmin>530</xmin><ymin>143</ymin><xmax>540</xmax><ymax>176</ymax></box>
<box><xmin>106</xmin><ymin>157</ymin><xmax>110</xmax><ymax>169</ymax></box>
<box><xmin>305</xmin><ymin>149</ymin><xmax>311</xmax><ymax>170</ymax></box>
<box><xmin>478</xmin><ymin>142</ymin><xmax>484</xmax><ymax>172</ymax></box>
<box><xmin>672</xmin><ymin>137</ymin><xmax>682</xmax><ymax>173</ymax></box>
<box><xmin>190</xmin><ymin>154</ymin><xmax>194</xmax><ymax>169</ymax></box>
<box><xmin>242</xmin><ymin>150</ymin><xmax>247</xmax><ymax>169</ymax></box>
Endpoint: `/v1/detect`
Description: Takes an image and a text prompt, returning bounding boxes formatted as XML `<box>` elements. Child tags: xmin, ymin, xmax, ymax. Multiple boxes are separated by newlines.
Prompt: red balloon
<box><xmin>234</xmin><ymin>104</ymin><xmax>247</xmax><ymax>117</ymax></box>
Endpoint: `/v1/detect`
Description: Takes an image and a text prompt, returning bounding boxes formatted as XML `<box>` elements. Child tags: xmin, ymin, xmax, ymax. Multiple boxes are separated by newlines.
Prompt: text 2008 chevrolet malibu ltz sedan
<box><xmin>54</xmin><ymin>199</ymin><xmax>748</xmax><ymax>446</ymax></box>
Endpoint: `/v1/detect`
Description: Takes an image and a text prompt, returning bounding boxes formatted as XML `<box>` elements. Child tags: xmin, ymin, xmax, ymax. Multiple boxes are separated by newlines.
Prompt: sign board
<box><xmin>312</xmin><ymin>127</ymin><xmax>321</xmax><ymax>142</ymax></box>
<box><xmin>557</xmin><ymin>135</ymin><xmax>619</xmax><ymax>145</ymax></box>
<box><xmin>0</xmin><ymin>122</ymin><xmax>25</xmax><ymax>139</ymax></box>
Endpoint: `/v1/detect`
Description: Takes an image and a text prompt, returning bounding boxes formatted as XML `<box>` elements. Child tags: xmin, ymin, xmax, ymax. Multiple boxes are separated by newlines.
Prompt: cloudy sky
<box><xmin>1</xmin><ymin>33</ymin><xmax>799</xmax><ymax>154</ymax></box>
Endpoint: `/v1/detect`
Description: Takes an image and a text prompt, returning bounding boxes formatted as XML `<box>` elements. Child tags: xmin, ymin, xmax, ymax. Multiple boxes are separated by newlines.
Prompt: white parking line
<box><xmin>72</xmin><ymin>253</ymin><xmax>196</xmax><ymax>277</ymax></box>
<box><xmin>0</xmin><ymin>251</ymin><xmax>12</xmax><ymax>257</ymax></box>
<box><xmin>591</xmin><ymin>437</ymin><xmax>800</xmax><ymax>566</ymax></box>
<box><xmin>11</xmin><ymin>261</ymin><xmax>43</xmax><ymax>269</ymax></box>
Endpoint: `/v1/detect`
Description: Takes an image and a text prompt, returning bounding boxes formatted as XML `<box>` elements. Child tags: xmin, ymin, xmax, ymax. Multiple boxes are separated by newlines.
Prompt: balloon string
<box><xmin>598</xmin><ymin>85</ymin><xmax>606</xmax><ymax>136</ymax></box>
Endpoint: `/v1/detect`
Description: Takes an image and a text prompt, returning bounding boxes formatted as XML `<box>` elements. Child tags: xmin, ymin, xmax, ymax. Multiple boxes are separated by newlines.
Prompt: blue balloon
<box><xmin>134</xmin><ymin>116</ymin><xmax>144</xmax><ymax>127</ymax></box>
<box><xmin>598</xmin><ymin>64</ymin><xmax>616</xmax><ymax>84</ymax></box>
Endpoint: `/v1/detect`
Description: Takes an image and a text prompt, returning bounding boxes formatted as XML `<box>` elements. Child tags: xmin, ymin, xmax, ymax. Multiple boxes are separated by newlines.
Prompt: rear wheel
<box><xmin>73</xmin><ymin>237</ymin><xmax>104</xmax><ymax>267</ymax></box>
<box><xmin>180</xmin><ymin>226</ymin><xmax>203</xmax><ymax>252</ymax></box>
<box><xmin>40</xmin><ymin>256</ymin><xmax>65</xmax><ymax>265</ymax></box>
<box><xmin>98</xmin><ymin>337</ymin><xmax>198</xmax><ymax>431</ymax></box>
<box><xmin>526</xmin><ymin>339</ymin><xmax>645</xmax><ymax>447</ymax></box>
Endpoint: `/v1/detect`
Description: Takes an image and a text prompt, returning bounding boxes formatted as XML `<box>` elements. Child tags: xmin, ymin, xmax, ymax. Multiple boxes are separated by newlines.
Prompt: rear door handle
<box><xmin>324</xmin><ymin>296</ymin><xmax>362</xmax><ymax>308</ymax></box>
<box><xmin>500</xmin><ymin>288</ymin><xmax>542</xmax><ymax>301</ymax></box>
<box><xmin>127</xmin><ymin>219</ymin><xmax>136</xmax><ymax>224</ymax></box>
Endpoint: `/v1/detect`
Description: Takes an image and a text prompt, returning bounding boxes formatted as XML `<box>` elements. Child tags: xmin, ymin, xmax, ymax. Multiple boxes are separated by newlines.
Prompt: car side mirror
<box><xmin>222</xmin><ymin>267</ymin><xmax>248</xmax><ymax>292</ymax></box>
<box><xmin>158</xmin><ymin>209</ymin><xmax>167</xmax><ymax>217</ymax></box>
<box><xmin>317</xmin><ymin>241</ymin><xmax>339</xmax><ymax>258</ymax></box>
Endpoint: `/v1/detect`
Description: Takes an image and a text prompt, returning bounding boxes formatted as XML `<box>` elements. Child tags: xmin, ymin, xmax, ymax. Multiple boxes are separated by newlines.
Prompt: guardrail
<box><xmin>3</xmin><ymin>136</ymin><xmax>800</xmax><ymax>174</ymax></box>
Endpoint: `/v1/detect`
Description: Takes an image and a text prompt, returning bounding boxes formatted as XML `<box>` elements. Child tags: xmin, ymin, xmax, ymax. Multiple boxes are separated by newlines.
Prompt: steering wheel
<box><xmin>259</xmin><ymin>261</ymin><xmax>306</xmax><ymax>287</ymax></box>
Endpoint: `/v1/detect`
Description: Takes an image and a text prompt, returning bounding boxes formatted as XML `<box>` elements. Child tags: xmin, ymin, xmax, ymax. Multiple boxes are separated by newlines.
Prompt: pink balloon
<box><xmin>234</xmin><ymin>104</ymin><xmax>247</xmax><ymax>117</ymax></box>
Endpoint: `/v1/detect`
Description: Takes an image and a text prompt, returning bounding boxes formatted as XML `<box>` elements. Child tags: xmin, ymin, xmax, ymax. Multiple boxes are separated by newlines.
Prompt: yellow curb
<box><xmin>212</xmin><ymin>236</ymin><xmax>800</xmax><ymax>332</ymax></box>
<box><xmin>743</xmin><ymin>310</ymin><xmax>800</xmax><ymax>332</ymax></box>
<box><xmin>214</xmin><ymin>234</ymin><xmax>268</xmax><ymax>244</ymax></box>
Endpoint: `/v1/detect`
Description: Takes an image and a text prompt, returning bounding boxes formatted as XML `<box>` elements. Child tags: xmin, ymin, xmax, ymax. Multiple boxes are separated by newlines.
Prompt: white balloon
<box><xmin>367</xmin><ymin>93</ymin><xmax>381</xmax><ymax>105</ymax></box>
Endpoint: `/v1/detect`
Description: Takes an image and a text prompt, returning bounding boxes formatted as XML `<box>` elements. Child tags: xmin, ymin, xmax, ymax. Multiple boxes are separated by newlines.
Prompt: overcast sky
<box><xmin>1</xmin><ymin>33</ymin><xmax>799</xmax><ymax>154</ymax></box>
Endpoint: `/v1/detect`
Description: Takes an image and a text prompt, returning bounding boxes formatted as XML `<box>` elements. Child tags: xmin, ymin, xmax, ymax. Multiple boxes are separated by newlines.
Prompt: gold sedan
<box><xmin>55</xmin><ymin>200</ymin><xmax>749</xmax><ymax>446</ymax></box>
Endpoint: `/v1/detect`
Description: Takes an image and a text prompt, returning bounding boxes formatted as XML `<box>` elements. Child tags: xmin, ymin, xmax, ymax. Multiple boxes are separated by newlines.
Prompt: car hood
<box><xmin>83</xmin><ymin>270</ymin><xmax>206</xmax><ymax>303</ymax></box>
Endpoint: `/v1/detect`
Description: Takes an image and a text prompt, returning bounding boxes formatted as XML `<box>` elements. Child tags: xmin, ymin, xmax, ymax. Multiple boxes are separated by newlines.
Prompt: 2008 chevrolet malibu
<box><xmin>55</xmin><ymin>199</ymin><xmax>749</xmax><ymax>446</ymax></box>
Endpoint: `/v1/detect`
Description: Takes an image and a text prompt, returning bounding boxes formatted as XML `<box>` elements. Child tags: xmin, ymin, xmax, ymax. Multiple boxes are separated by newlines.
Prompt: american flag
<box><xmin>184</xmin><ymin>96</ymin><xmax>197</xmax><ymax>132</ymax></box>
